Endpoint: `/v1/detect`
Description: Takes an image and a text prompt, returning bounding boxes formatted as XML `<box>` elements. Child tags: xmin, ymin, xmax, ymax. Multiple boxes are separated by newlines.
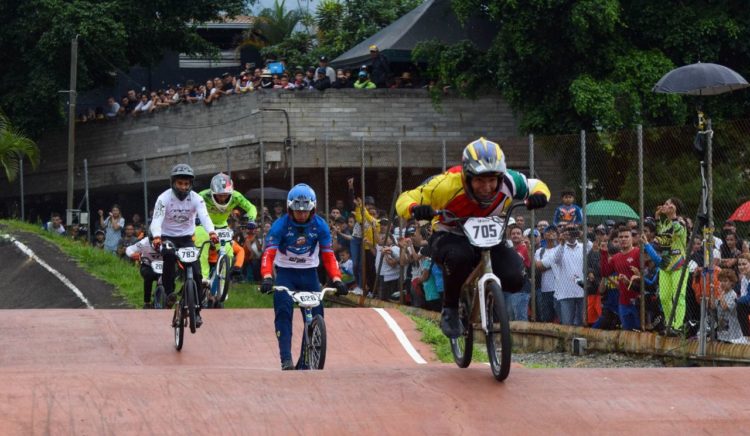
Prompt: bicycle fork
<box><xmin>475</xmin><ymin>250</ymin><xmax>502</xmax><ymax>335</ymax></box>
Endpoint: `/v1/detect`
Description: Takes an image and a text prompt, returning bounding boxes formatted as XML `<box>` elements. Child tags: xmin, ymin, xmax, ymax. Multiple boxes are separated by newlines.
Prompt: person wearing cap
<box><xmin>354</xmin><ymin>69</ymin><xmax>376</xmax><ymax>89</ymax></box>
<box><xmin>93</xmin><ymin>229</ymin><xmax>106</xmax><ymax>249</ymax></box>
<box><xmin>312</xmin><ymin>67</ymin><xmax>331</xmax><ymax>91</ymax></box>
<box><xmin>259</xmin><ymin>69</ymin><xmax>274</xmax><ymax>89</ymax></box>
<box><xmin>398</xmin><ymin>71</ymin><xmax>414</xmax><ymax>89</ymax></box>
<box><xmin>368</xmin><ymin>44</ymin><xmax>390</xmax><ymax>88</ymax></box>
<box><xmin>237</xmin><ymin>71</ymin><xmax>254</xmax><ymax>93</ymax></box>
<box><xmin>318</xmin><ymin>56</ymin><xmax>336</xmax><ymax>83</ymax></box>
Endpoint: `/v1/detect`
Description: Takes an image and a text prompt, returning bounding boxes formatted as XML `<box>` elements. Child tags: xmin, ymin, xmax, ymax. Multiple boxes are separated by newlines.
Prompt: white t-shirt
<box><xmin>150</xmin><ymin>189</ymin><xmax>214</xmax><ymax>238</ymax></box>
<box><xmin>46</xmin><ymin>222</ymin><xmax>66</xmax><ymax>235</ymax></box>
<box><xmin>535</xmin><ymin>245</ymin><xmax>558</xmax><ymax>293</ymax></box>
<box><xmin>375</xmin><ymin>245</ymin><xmax>401</xmax><ymax>282</ymax></box>
<box><xmin>125</xmin><ymin>237</ymin><xmax>162</xmax><ymax>264</ymax></box>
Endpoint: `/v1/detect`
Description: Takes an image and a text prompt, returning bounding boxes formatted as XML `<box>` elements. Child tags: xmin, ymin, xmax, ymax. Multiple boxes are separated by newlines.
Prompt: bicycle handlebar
<box><xmin>435</xmin><ymin>201</ymin><xmax>526</xmax><ymax>224</ymax></box>
<box><xmin>273</xmin><ymin>286</ymin><xmax>336</xmax><ymax>297</ymax></box>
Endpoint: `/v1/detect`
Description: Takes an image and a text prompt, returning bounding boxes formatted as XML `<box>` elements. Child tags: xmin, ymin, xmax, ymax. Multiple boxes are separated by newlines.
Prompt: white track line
<box><xmin>3</xmin><ymin>235</ymin><xmax>94</xmax><ymax>309</ymax></box>
<box><xmin>373</xmin><ymin>308</ymin><xmax>427</xmax><ymax>364</ymax></box>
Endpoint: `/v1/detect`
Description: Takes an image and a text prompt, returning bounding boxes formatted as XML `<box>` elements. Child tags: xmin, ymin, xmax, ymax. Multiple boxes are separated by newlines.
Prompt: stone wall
<box><xmin>3</xmin><ymin>89</ymin><xmax>567</xmax><ymax>220</ymax></box>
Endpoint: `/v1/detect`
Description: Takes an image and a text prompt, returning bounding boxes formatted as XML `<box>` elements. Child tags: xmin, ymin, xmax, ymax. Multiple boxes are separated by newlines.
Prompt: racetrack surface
<box><xmin>2</xmin><ymin>309</ymin><xmax>750</xmax><ymax>435</ymax></box>
<box><xmin>0</xmin><ymin>230</ymin><xmax>127</xmax><ymax>309</ymax></box>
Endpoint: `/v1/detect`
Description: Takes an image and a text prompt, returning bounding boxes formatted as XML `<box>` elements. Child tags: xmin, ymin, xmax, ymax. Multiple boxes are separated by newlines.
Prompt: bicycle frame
<box><xmin>463</xmin><ymin>254</ymin><xmax>504</xmax><ymax>335</ymax></box>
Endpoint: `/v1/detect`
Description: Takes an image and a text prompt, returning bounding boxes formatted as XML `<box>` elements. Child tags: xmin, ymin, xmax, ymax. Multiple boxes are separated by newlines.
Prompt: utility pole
<box><xmin>66</xmin><ymin>35</ymin><xmax>79</xmax><ymax>213</ymax></box>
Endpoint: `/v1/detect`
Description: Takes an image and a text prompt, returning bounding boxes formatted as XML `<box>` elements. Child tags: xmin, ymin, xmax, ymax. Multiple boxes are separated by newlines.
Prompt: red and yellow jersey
<box><xmin>396</xmin><ymin>166</ymin><xmax>550</xmax><ymax>231</ymax></box>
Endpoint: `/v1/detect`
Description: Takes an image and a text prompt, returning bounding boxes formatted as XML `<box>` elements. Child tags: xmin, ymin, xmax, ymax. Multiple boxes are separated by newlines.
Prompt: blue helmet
<box><xmin>287</xmin><ymin>183</ymin><xmax>316</xmax><ymax>212</ymax></box>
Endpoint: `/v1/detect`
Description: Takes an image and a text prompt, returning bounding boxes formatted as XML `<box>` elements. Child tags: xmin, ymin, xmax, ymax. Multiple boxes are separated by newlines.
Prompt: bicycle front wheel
<box><xmin>173</xmin><ymin>301</ymin><xmax>185</xmax><ymax>351</ymax></box>
<box><xmin>307</xmin><ymin>315</ymin><xmax>327</xmax><ymax>370</ymax></box>
<box><xmin>185</xmin><ymin>280</ymin><xmax>198</xmax><ymax>334</ymax></box>
<box><xmin>450</xmin><ymin>291</ymin><xmax>474</xmax><ymax>368</ymax></box>
<box><xmin>217</xmin><ymin>254</ymin><xmax>231</xmax><ymax>303</ymax></box>
<box><xmin>485</xmin><ymin>281</ymin><xmax>512</xmax><ymax>382</ymax></box>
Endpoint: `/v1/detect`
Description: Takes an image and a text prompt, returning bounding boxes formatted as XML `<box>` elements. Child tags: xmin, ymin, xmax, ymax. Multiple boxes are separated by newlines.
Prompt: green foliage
<box><xmin>0</xmin><ymin>0</ymin><xmax>250</xmax><ymax>138</ymax></box>
<box><xmin>241</xmin><ymin>0</ymin><xmax>307</xmax><ymax>49</ymax></box>
<box><xmin>0</xmin><ymin>110</ymin><xmax>39</xmax><ymax>182</ymax></box>
<box><xmin>412</xmin><ymin>40</ymin><xmax>492</xmax><ymax>98</ymax></box>
<box><xmin>262</xmin><ymin>0</ymin><xmax>423</xmax><ymax>70</ymax></box>
<box><xmin>436</xmin><ymin>0</ymin><xmax>750</xmax><ymax>134</ymax></box>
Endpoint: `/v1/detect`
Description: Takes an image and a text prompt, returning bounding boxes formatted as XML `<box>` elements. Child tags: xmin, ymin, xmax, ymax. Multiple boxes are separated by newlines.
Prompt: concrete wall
<box><xmin>3</xmin><ymin>89</ymin><xmax>567</xmax><ymax>221</ymax></box>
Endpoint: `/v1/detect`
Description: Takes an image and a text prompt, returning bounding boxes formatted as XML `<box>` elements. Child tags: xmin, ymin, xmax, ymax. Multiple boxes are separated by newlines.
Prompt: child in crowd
<box><xmin>715</xmin><ymin>268</ymin><xmax>745</xmax><ymax>343</ymax></box>
<box><xmin>552</xmin><ymin>188</ymin><xmax>583</xmax><ymax>226</ymax></box>
<box><xmin>338</xmin><ymin>249</ymin><xmax>356</xmax><ymax>292</ymax></box>
<box><xmin>93</xmin><ymin>230</ymin><xmax>106</xmax><ymax>249</ymax></box>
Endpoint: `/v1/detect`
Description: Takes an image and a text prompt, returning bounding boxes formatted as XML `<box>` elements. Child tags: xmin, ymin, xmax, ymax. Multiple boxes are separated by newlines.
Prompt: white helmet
<box><xmin>210</xmin><ymin>173</ymin><xmax>234</xmax><ymax>212</ymax></box>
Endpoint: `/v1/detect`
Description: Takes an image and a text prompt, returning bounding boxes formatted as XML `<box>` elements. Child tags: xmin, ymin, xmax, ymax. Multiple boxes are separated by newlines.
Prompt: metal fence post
<box><xmin>397</xmin><ymin>140</ymin><xmax>404</xmax><ymax>304</ymax></box>
<box><xmin>698</xmin><ymin>119</ymin><xmax>714</xmax><ymax>357</ymax></box>
<box><xmin>19</xmin><ymin>156</ymin><xmax>24</xmax><ymax>221</ymax></box>
<box><xmin>187</xmin><ymin>150</ymin><xmax>192</xmax><ymax>166</ymax></box>
<box><xmin>290</xmin><ymin>137</ymin><xmax>295</xmax><ymax>188</ymax></box>
<box><xmin>529</xmin><ymin>133</ymin><xmax>536</xmax><ymax>321</ymax></box>
<box><xmin>581</xmin><ymin>130</ymin><xmax>588</xmax><ymax>326</ymax></box>
<box><xmin>638</xmin><ymin>125</ymin><xmax>646</xmax><ymax>329</ymax></box>
<box><xmin>84</xmin><ymin>158</ymin><xmax>90</xmax><ymax>242</ymax></box>
<box><xmin>324</xmin><ymin>137</ymin><xmax>329</xmax><ymax>220</ymax></box>
<box><xmin>142</xmin><ymin>156</ymin><xmax>148</xmax><ymax>224</ymax></box>
<box><xmin>442</xmin><ymin>139</ymin><xmax>447</xmax><ymax>172</ymax></box>
<box><xmin>226</xmin><ymin>144</ymin><xmax>231</xmax><ymax>179</ymax></box>
<box><xmin>259</xmin><ymin>141</ymin><xmax>266</xmax><ymax>243</ymax></box>
<box><xmin>358</xmin><ymin>137</ymin><xmax>367</xmax><ymax>306</ymax></box>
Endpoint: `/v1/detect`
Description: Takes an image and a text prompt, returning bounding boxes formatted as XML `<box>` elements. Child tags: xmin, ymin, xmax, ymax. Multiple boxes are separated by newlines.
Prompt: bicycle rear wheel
<box><xmin>485</xmin><ymin>281</ymin><xmax>512</xmax><ymax>382</ymax></box>
<box><xmin>307</xmin><ymin>315</ymin><xmax>327</xmax><ymax>370</ymax></box>
<box><xmin>185</xmin><ymin>280</ymin><xmax>197</xmax><ymax>334</ymax></box>
<box><xmin>173</xmin><ymin>301</ymin><xmax>185</xmax><ymax>350</ymax></box>
<box><xmin>450</xmin><ymin>291</ymin><xmax>474</xmax><ymax>368</ymax></box>
<box><xmin>217</xmin><ymin>254</ymin><xmax>231</xmax><ymax>303</ymax></box>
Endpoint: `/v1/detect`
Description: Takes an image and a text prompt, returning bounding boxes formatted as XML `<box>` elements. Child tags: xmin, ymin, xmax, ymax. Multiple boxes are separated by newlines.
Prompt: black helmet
<box><xmin>170</xmin><ymin>163</ymin><xmax>194</xmax><ymax>201</ymax></box>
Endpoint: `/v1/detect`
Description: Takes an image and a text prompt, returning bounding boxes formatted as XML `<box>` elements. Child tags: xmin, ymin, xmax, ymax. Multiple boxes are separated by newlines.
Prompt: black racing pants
<box><xmin>139</xmin><ymin>263</ymin><xmax>160</xmax><ymax>303</ymax></box>
<box><xmin>161</xmin><ymin>235</ymin><xmax>203</xmax><ymax>301</ymax></box>
<box><xmin>431</xmin><ymin>232</ymin><xmax>524</xmax><ymax>309</ymax></box>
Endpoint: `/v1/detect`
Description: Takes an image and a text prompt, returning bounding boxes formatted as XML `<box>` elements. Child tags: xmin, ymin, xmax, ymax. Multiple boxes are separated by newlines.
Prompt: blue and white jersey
<box><xmin>265</xmin><ymin>214</ymin><xmax>333</xmax><ymax>269</ymax></box>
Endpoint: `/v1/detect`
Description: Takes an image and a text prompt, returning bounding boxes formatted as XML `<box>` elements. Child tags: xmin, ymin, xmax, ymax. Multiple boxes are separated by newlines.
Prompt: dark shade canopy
<box><xmin>653</xmin><ymin>62</ymin><xmax>749</xmax><ymax>96</ymax></box>
<box><xmin>245</xmin><ymin>187</ymin><xmax>288</xmax><ymax>201</ymax></box>
<box><xmin>331</xmin><ymin>0</ymin><xmax>496</xmax><ymax>70</ymax></box>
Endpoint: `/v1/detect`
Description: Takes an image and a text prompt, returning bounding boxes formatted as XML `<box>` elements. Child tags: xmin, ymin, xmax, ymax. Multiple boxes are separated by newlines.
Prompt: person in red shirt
<box><xmin>600</xmin><ymin>227</ymin><xmax>641</xmax><ymax>330</ymax></box>
<box><xmin>509</xmin><ymin>224</ymin><xmax>531</xmax><ymax>321</ymax></box>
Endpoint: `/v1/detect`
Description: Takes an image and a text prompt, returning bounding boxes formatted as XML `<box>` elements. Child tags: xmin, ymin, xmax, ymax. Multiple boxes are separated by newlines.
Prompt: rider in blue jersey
<box><xmin>260</xmin><ymin>184</ymin><xmax>348</xmax><ymax>370</ymax></box>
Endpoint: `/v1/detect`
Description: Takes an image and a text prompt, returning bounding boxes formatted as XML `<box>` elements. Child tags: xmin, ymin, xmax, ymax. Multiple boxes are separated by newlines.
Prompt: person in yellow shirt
<box><xmin>396</xmin><ymin>137</ymin><xmax>550</xmax><ymax>338</ymax></box>
<box><xmin>353</xmin><ymin>196</ymin><xmax>381</xmax><ymax>294</ymax></box>
<box><xmin>195</xmin><ymin>225</ymin><xmax>244</xmax><ymax>308</ymax></box>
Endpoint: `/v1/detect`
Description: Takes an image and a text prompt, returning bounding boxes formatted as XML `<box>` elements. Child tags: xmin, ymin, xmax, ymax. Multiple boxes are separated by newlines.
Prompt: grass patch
<box><xmin>0</xmin><ymin>220</ymin><xmax>274</xmax><ymax>309</ymax></box>
<box><xmin>409</xmin><ymin>313</ymin><xmax>489</xmax><ymax>364</ymax></box>
<box><xmin>223</xmin><ymin>282</ymin><xmax>274</xmax><ymax>308</ymax></box>
<box><xmin>1</xmin><ymin>219</ymin><xmax>144</xmax><ymax>306</ymax></box>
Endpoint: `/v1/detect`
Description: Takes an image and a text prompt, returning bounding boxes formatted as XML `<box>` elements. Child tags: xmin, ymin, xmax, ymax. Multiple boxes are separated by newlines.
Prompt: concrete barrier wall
<box><xmin>3</xmin><ymin>90</ymin><xmax>566</xmax><ymax>217</ymax></box>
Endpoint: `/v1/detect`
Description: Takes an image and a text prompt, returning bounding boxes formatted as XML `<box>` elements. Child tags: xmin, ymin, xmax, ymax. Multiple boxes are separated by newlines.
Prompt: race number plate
<box><xmin>216</xmin><ymin>228</ymin><xmax>233</xmax><ymax>243</ymax></box>
<box><xmin>176</xmin><ymin>247</ymin><xmax>200</xmax><ymax>262</ymax></box>
<box><xmin>463</xmin><ymin>217</ymin><xmax>504</xmax><ymax>247</ymax></box>
<box><xmin>150</xmin><ymin>260</ymin><xmax>164</xmax><ymax>274</ymax></box>
<box><xmin>294</xmin><ymin>292</ymin><xmax>321</xmax><ymax>308</ymax></box>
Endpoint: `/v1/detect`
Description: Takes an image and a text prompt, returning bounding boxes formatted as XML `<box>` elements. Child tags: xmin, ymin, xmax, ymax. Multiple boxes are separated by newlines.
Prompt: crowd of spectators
<box><xmin>41</xmin><ymin>178</ymin><xmax>750</xmax><ymax>344</ymax></box>
<box><xmin>78</xmin><ymin>46</ymin><xmax>430</xmax><ymax>123</ymax></box>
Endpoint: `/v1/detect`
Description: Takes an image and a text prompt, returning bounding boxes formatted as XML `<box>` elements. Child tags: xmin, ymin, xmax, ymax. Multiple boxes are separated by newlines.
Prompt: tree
<box><xmin>423</xmin><ymin>0</ymin><xmax>750</xmax><ymax>134</ymax></box>
<box><xmin>240</xmin><ymin>0</ymin><xmax>307</xmax><ymax>49</ymax></box>
<box><xmin>0</xmin><ymin>0</ymin><xmax>250</xmax><ymax>139</ymax></box>
<box><xmin>260</xmin><ymin>0</ymin><xmax>423</xmax><ymax>70</ymax></box>
<box><xmin>0</xmin><ymin>111</ymin><xmax>39</xmax><ymax>183</ymax></box>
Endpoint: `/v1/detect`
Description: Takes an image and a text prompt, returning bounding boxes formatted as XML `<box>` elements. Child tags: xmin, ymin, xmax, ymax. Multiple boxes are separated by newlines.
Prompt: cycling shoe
<box><xmin>166</xmin><ymin>293</ymin><xmax>177</xmax><ymax>309</ymax></box>
<box><xmin>281</xmin><ymin>360</ymin><xmax>295</xmax><ymax>371</ymax></box>
<box><xmin>440</xmin><ymin>307</ymin><xmax>464</xmax><ymax>339</ymax></box>
<box><xmin>195</xmin><ymin>312</ymin><xmax>203</xmax><ymax>328</ymax></box>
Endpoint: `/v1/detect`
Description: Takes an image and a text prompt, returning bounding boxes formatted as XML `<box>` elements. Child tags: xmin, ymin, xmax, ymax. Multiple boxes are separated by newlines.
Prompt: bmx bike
<box><xmin>439</xmin><ymin>202</ymin><xmax>524</xmax><ymax>382</ymax></box>
<box><xmin>205</xmin><ymin>227</ymin><xmax>234</xmax><ymax>308</ymax></box>
<box><xmin>164</xmin><ymin>240</ymin><xmax>210</xmax><ymax>351</ymax></box>
<box><xmin>273</xmin><ymin>286</ymin><xmax>336</xmax><ymax>370</ymax></box>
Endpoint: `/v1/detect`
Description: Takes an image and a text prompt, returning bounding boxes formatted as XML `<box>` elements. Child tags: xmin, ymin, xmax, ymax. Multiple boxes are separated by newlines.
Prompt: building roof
<box><xmin>199</xmin><ymin>14</ymin><xmax>256</xmax><ymax>29</ymax></box>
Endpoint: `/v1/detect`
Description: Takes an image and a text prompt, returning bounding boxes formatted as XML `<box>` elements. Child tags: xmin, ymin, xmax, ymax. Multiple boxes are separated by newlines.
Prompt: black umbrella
<box><xmin>653</xmin><ymin>62</ymin><xmax>749</xmax><ymax>95</ymax></box>
<box><xmin>245</xmin><ymin>187</ymin><xmax>288</xmax><ymax>201</ymax></box>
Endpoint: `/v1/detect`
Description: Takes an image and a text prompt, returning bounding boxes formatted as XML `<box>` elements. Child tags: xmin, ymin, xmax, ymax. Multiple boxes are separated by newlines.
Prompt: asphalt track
<box><xmin>2</xmin><ymin>308</ymin><xmax>750</xmax><ymax>435</ymax></box>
